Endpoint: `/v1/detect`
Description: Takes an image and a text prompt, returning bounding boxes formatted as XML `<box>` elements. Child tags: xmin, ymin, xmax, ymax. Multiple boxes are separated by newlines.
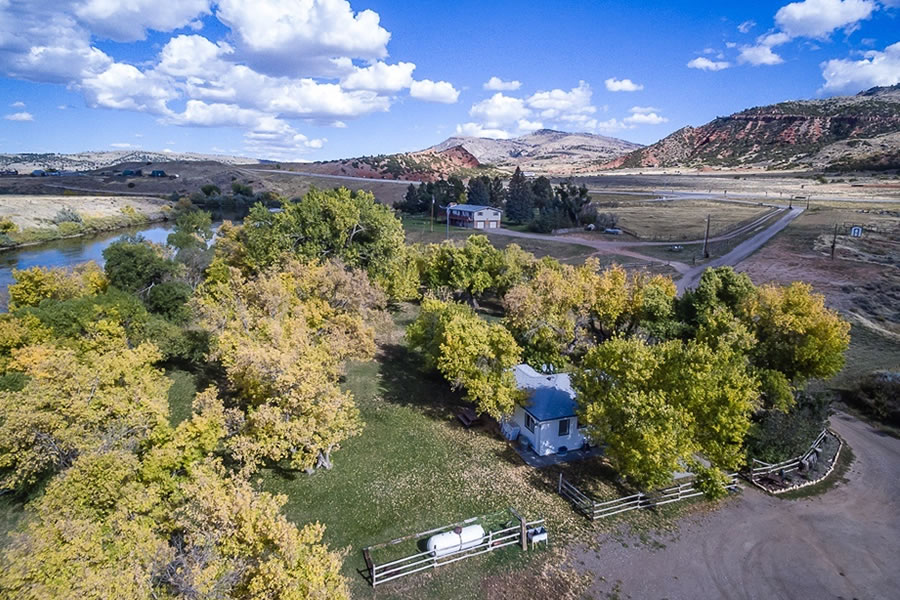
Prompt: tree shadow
<box><xmin>376</xmin><ymin>342</ymin><xmax>466</xmax><ymax>422</ymax></box>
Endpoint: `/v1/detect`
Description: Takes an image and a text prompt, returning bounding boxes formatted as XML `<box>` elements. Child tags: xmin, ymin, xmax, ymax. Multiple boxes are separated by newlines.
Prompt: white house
<box><xmin>502</xmin><ymin>364</ymin><xmax>587</xmax><ymax>457</ymax></box>
<box><xmin>446</xmin><ymin>204</ymin><xmax>502</xmax><ymax>229</ymax></box>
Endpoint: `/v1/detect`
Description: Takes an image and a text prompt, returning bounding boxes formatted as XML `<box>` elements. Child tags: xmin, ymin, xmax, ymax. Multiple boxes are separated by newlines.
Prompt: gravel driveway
<box><xmin>572</xmin><ymin>412</ymin><xmax>899</xmax><ymax>600</ymax></box>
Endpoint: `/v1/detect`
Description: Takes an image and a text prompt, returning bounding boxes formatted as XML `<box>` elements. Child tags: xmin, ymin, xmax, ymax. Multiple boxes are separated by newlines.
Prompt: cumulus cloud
<box><xmin>74</xmin><ymin>0</ymin><xmax>212</xmax><ymax>43</ymax></box>
<box><xmin>775</xmin><ymin>0</ymin><xmax>876</xmax><ymax>38</ymax></box>
<box><xmin>738</xmin><ymin>20</ymin><xmax>756</xmax><ymax>33</ymax></box>
<box><xmin>215</xmin><ymin>0</ymin><xmax>390</xmax><ymax>77</ymax></box>
<box><xmin>687</xmin><ymin>57</ymin><xmax>731</xmax><ymax>71</ymax></box>
<box><xmin>484</xmin><ymin>76</ymin><xmax>521</xmax><ymax>91</ymax></box>
<box><xmin>527</xmin><ymin>81</ymin><xmax>596</xmax><ymax>121</ymax></box>
<box><xmin>4</xmin><ymin>112</ymin><xmax>33</xmax><ymax>121</ymax></box>
<box><xmin>624</xmin><ymin>111</ymin><xmax>668</xmax><ymax>125</ymax></box>
<box><xmin>409</xmin><ymin>79</ymin><xmax>460</xmax><ymax>103</ymax></box>
<box><xmin>0</xmin><ymin>1</ymin><xmax>461</xmax><ymax>159</ymax></box>
<box><xmin>455</xmin><ymin>122</ymin><xmax>511</xmax><ymax>139</ymax></box>
<box><xmin>739</xmin><ymin>0</ymin><xmax>877</xmax><ymax>67</ymax></box>
<box><xmin>820</xmin><ymin>41</ymin><xmax>900</xmax><ymax>91</ymax></box>
<box><xmin>10</xmin><ymin>101</ymin><xmax>25</xmax><ymax>108</ymax></box>
<box><xmin>604</xmin><ymin>77</ymin><xmax>644</xmax><ymax>92</ymax></box>
<box><xmin>341</xmin><ymin>61</ymin><xmax>415</xmax><ymax>92</ymax></box>
<box><xmin>469</xmin><ymin>93</ymin><xmax>531</xmax><ymax>128</ymax></box>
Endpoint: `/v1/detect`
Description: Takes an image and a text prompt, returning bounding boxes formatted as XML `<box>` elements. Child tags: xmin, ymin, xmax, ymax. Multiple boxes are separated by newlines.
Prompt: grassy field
<box><xmin>402</xmin><ymin>215</ymin><xmax>601</xmax><ymax>264</ymax></box>
<box><xmin>255</xmin><ymin>171</ymin><xmax>412</xmax><ymax>205</ymax></box>
<box><xmin>602</xmin><ymin>200</ymin><xmax>775</xmax><ymax>241</ymax></box>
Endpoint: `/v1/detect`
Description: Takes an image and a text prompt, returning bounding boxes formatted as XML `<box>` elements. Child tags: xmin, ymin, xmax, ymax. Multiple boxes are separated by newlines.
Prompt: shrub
<box><xmin>52</xmin><ymin>207</ymin><xmax>83</xmax><ymax>224</ymax></box>
<box><xmin>0</xmin><ymin>218</ymin><xmax>17</xmax><ymax>233</ymax></box>
<box><xmin>57</xmin><ymin>221</ymin><xmax>83</xmax><ymax>236</ymax></box>
<box><xmin>844</xmin><ymin>370</ymin><xmax>900</xmax><ymax>426</ymax></box>
<box><xmin>146</xmin><ymin>281</ymin><xmax>193</xmax><ymax>322</ymax></box>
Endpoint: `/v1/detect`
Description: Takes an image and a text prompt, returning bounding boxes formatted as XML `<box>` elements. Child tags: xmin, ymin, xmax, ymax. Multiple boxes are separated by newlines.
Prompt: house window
<box><xmin>558</xmin><ymin>418</ymin><xmax>570</xmax><ymax>437</ymax></box>
<box><xmin>524</xmin><ymin>413</ymin><xmax>536</xmax><ymax>433</ymax></box>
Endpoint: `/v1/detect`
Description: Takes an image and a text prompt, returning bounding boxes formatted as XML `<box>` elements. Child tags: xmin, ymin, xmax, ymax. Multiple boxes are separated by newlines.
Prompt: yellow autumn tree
<box><xmin>7</xmin><ymin>262</ymin><xmax>107</xmax><ymax>310</ymax></box>
<box><xmin>195</xmin><ymin>259</ymin><xmax>384</xmax><ymax>473</ymax></box>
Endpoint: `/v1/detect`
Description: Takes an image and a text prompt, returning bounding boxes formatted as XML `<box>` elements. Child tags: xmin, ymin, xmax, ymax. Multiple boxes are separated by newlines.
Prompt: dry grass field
<box><xmin>600</xmin><ymin>199</ymin><xmax>776</xmax><ymax>240</ymax></box>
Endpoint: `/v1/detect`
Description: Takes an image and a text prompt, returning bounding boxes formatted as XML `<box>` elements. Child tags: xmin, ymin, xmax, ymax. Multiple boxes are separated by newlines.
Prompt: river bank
<box><xmin>0</xmin><ymin>195</ymin><xmax>173</xmax><ymax>250</ymax></box>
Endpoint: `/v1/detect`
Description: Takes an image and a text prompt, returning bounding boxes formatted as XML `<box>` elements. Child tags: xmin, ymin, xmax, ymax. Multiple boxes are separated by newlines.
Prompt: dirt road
<box><xmin>574</xmin><ymin>412</ymin><xmax>900</xmax><ymax>600</ymax></box>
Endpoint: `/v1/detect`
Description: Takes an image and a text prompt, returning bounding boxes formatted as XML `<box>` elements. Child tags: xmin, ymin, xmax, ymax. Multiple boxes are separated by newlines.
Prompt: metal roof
<box><xmin>513</xmin><ymin>364</ymin><xmax>577</xmax><ymax>422</ymax></box>
<box><xmin>447</xmin><ymin>204</ymin><xmax>501</xmax><ymax>213</ymax></box>
<box><xmin>525</xmin><ymin>387</ymin><xmax>577</xmax><ymax>421</ymax></box>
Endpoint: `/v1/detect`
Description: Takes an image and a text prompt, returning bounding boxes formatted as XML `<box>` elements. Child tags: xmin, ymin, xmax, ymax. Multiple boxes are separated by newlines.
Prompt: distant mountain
<box><xmin>604</xmin><ymin>85</ymin><xmax>900</xmax><ymax>171</ymax></box>
<box><xmin>430</xmin><ymin>129</ymin><xmax>642</xmax><ymax>174</ymax></box>
<box><xmin>0</xmin><ymin>150</ymin><xmax>262</xmax><ymax>173</ymax></box>
<box><xmin>290</xmin><ymin>145</ymin><xmax>489</xmax><ymax>182</ymax></box>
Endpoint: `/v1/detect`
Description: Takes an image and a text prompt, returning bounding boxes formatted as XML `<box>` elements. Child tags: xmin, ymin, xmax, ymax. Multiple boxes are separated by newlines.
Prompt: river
<box><xmin>0</xmin><ymin>218</ymin><xmax>228</xmax><ymax>310</ymax></box>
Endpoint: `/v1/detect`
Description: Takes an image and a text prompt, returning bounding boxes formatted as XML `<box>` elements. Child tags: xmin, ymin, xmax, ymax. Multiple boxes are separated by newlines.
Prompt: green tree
<box><xmin>574</xmin><ymin>336</ymin><xmax>757</xmax><ymax>494</ymax></box>
<box><xmin>466</xmin><ymin>175</ymin><xmax>491</xmax><ymax>206</ymax></box>
<box><xmin>407</xmin><ymin>298</ymin><xmax>524</xmax><ymax>418</ymax></box>
<box><xmin>103</xmin><ymin>236</ymin><xmax>175</xmax><ymax>294</ymax></box>
<box><xmin>505</xmin><ymin>167</ymin><xmax>534</xmax><ymax>224</ymax></box>
<box><xmin>489</xmin><ymin>176</ymin><xmax>507</xmax><ymax>208</ymax></box>
<box><xmin>531</xmin><ymin>176</ymin><xmax>554</xmax><ymax>212</ymax></box>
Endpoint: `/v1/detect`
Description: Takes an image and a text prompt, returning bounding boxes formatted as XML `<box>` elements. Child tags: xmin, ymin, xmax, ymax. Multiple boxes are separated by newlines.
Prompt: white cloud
<box><xmin>820</xmin><ymin>41</ymin><xmax>900</xmax><ymax>91</ymax></box>
<box><xmin>10</xmin><ymin>101</ymin><xmax>25</xmax><ymax>108</ymax></box>
<box><xmin>469</xmin><ymin>93</ymin><xmax>530</xmax><ymax>127</ymax></box>
<box><xmin>110</xmin><ymin>142</ymin><xmax>139</xmax><ymax>148</ymax></box>
<box><xmin>527</xmin><ymin>81</ymin><xmax>596</xmax><ymax>120</ymax></box>
<box><xmin>687</xmin><ymin>56</ymin><xmax>732</xmax><ymax>71</ymax></box>
<box><xmin>484</xmin><ymin>76</ymin><xmax>521</xmax><ymax>91</ymax></box>
<box><xmin>74</xmin><ymin>0</ymin><xmax>212</xmax><ymax>42</ymax></box>
<box><xmin>604</xmin><ymin>77</ymin><xmax>644</xmax><ymax>92</ymax></box>
<box><xmin>624</xmin><ymin>111</ymin><xmax>668</xmax><ymax>125</ymax></box>
<box><xmin>4</xmin><ymin>112</ymin><xmax>34</xmax><ymax>121</ymax></box>
<box><xmin>341</xmin><ymin>61</ymin><xmax>415</xmax><ymax>92</ymax></box>
<box><xmin>409</xmin><ymin>79</ymin><xmax>459</xmax><ymax>103</ymax></box>
<box><xmin>775</xmin><ymin>0</ymin><xmax>876</xmax><ymax>39</ymax></box>
<box><xmin>594</xmin><ymin>118</ymin><xmax>631</xmax><ymax>133</ymax></box>
<box><xmin>0</xmin><ymin>1</ymin><xmax>459</xmax><ymax>157</ymax></box>
<box><xmin>215</xmin><ymin>0</ymin><xmax>390</xmax><ymax>77</ymax></box>
<box><xmin>738</xmin><ymin>20</ymin><xmax>756</xmax><ymax>33</ymax></box>
<box><xmin>455</xmin><ymin>122</ymin><xmax>511</xmax><ymax>139</ymax></box>
<box><xmin>739</xmin><ymin>41</ymin><xmax>786</xmax><ymax>65</ymax></box>
<box><xmin>516</xmin><ymin>118</ymin><xmax>543</xmax><ymax>133</ymax></box>
<box><xmin>629</xmin><ymin>106</ymin><xmax>660</xmax><ymax>114</ymax></box>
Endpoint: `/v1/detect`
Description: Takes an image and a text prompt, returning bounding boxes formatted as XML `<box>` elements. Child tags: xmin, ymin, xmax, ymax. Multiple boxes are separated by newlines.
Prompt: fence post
<box><xmin>509</xmin><ymin>508</ymin><xmax>527</xmax><ymax>551</ymax></box>
<box><xmin>558</xmin><ymin>472</ymin><xmax>563</xmax><ymax>494</ymax></box>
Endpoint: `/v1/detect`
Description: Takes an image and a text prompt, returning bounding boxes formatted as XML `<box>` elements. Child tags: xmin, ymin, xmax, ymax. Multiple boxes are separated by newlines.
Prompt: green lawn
<box><xmin>401</xmin><ymin>214</ymin><xmax>597</xmax><ymax>264</ymax></box>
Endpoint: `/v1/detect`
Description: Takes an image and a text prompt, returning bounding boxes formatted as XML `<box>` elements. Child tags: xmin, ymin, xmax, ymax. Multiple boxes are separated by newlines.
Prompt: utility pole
<box><xmin>703</xmin><ymin>214</ymin><xmax>711</xmax><ymax>259</ymax></box>
<box><xmin>806</xmin><ymin>196</ymin><xmax>810</xmax><ymax>210</ymax></box>
<box><xmin>830</xmin><ymin>223</ymin><xmax>838</xmax><ymax>260</ymax></box>
<box><xmin>789</xmin><ymin>197</ymin><xmax>793</xmax><ymax>209</ymax></box>
<box><xmin>440</xmin><ymin>204</ymin><xmax>451</xmax><ymax>240</ymax></box>
<box><xmin>430</xmin><ymin>195</ymin><xmax>434</xmax><ymax>232</ymax></box>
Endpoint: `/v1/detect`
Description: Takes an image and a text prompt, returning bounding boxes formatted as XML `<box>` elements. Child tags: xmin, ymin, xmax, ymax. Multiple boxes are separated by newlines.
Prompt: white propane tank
<box><xmin>426</xmin><ymin>525</ymin><xmax>486</xmax><ymax>557</ymax></box>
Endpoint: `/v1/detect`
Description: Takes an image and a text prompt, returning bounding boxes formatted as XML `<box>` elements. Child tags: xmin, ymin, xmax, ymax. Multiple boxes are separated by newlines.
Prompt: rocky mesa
<box><xmin>603</xmin><ymin>85</ymin><xmax>900</xmax><ymax>171</ymax></box>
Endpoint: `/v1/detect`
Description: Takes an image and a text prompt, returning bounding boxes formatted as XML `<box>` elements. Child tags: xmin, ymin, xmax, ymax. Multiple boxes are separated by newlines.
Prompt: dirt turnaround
<box><xmin>572</xmin><ymin>412</ymin><xmax>899</xmax><ymax>600</ymax></box>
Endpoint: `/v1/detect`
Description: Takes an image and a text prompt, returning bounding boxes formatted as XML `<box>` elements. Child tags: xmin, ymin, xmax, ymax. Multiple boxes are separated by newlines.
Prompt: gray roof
<box><xmin>513</xmin><ymin>364</ymin><xmax>577</xmax><ymax>422</ymax></box>
<box><xmin>448</xmin><ymin>204</ymin><xmax>501</xmax><ymax>213</ymax></box>
<box><xmin>525</xmin><ymin>387</ymin><xmax>577</xmax><ymax>421</ymax></box>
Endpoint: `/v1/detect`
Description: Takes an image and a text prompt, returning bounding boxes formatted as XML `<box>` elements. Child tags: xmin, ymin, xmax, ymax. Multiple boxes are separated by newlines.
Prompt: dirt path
<box><xmin>572</xmin><ymin>412</ymin><xmax>900</xmax><ymax>600</ymax></box>
<box><xmin>487</xmin><ymin>206</ymin><xmax>800</xmax><ymax>281</ymax></box>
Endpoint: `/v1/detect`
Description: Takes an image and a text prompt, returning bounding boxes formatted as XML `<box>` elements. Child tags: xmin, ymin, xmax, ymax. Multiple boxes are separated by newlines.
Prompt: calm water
<box><xmin>0</xmin><ymin>218</ymin><xmax>229</xmax><ymax>311</ymax></box>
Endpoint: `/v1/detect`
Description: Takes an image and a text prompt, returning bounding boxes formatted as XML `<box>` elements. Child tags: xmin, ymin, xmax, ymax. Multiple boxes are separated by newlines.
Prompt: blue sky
<box><xmin>1</xmin><ymin>0</ymin><xmax>898</xmax><ymax>161</ymax></box>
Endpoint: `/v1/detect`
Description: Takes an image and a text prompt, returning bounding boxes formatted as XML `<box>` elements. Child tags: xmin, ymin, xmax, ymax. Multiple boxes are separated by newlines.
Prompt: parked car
<box><xmin>669</xmin><ymin>245</ymin><xmax>684</xmax><ymax>252</ymax></box>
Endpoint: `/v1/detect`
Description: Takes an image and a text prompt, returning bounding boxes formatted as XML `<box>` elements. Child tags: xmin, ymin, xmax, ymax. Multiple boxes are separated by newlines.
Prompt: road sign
<box><xmin>850</xmin><ymin>226</ymin><xmax>862</xmax><ymax>238</ymax></box>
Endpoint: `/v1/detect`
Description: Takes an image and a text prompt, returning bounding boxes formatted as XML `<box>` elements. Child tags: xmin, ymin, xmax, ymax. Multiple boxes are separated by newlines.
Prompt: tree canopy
<box><xmin>407</xmin><ymin>298</ymin><xmax>523</xmax><ymax>418</ymax></box>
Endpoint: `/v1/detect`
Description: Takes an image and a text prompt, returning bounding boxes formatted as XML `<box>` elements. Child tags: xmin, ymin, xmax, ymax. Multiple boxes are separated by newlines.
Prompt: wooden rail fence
<box><xmin>749</xmin><ymin>428</ymin><xmax>828</xmax><ymax>482</ymax></box>
<box><xmin>363</xmin><ymin>509</ymin><xmax>546</xmax><ymax>587</ymax></box>
<box><xmin>558</xmin><ymin>472</ymin><xmax>739</xmax><ymax>521</ymax></box>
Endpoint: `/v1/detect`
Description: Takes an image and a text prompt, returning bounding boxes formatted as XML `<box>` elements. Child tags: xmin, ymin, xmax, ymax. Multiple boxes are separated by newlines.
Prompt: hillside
<box><xmin>604</xmin><ymin>85</ymin><xmax>900</xmax><ymax>171</ymax></box>
<box><xmin>0</xmin><ymin>150</ymin><xmax>262</xmax><ymax>173</ymax></box>
<box><xmin>430</xmin><ymin>129</ymin><xmax>642</xmax><ymax>174</ymax></box>
<box><xmin>285</xmin><ymin>145</ymin><xmax>493</xmax><ymax>182</ymax></box>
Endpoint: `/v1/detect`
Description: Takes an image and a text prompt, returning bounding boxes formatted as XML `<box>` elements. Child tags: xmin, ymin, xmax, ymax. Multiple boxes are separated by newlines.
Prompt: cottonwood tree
<box><xmin>0</xmin><ymin>390</ymin><xmax>349</xmax><ymax>600</ymax></box>
<box><xmin>221</xmin><ymin>188</ymin><xmax>408</xmax><ymax>299</ymax></box>
<box><xmin>0</xmin><ymin>338</ymin><xmax>170</xmax><ymax>490</ymax></box>
<box><xmin>406</xmin><ymin>298</ymin><xmax>523</xmax><ymax>418</ymax></box>
<box><xmin>503</xmin><ymin>259</ymin><xmax>677</xmax><ymax>367</ymax></box>
<box><xmin>418</xmin><ymin>235</ymin><xmax>535</xmax><ymax>305</ymax></box>
<box><xmin>7</xmin><ymin>262</ymin><xmax>107</xmax><ymax>310</ymax></box>
<box><xmin>574</xmin><ymin>336</ymin><xmax>758</xmax><ymax>494</ymax></box>
<box><xmin>195</xmin><ymin>259</ymin><xmax>384</xmax><ymax>473</ymax></box>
